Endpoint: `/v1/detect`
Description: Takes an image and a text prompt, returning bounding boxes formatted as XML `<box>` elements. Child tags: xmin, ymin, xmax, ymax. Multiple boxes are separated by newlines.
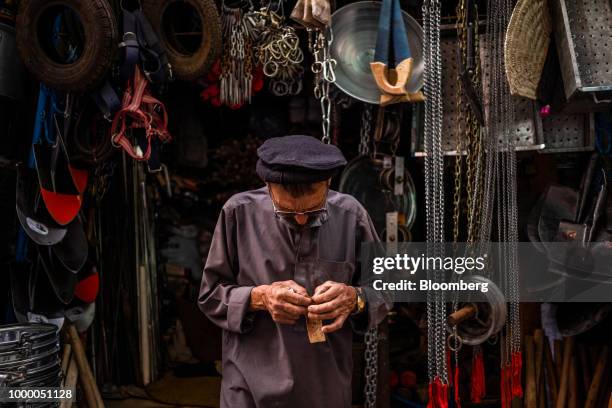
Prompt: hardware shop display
<box><xmin>0</xmin><ymin>0</ymin><xmax>611</xmax><ymax>407</ymax></box>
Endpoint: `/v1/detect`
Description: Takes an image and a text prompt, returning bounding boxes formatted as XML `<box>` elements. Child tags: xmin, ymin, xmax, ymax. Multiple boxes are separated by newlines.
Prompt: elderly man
<box><xmin>198</xmin><ymin>135</ymin><xmax>388</xmax><ymax>407</ymax></box>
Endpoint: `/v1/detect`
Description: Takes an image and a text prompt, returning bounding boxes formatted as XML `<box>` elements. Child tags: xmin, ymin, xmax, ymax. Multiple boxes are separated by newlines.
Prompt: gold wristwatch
<box><xmin>353</xmin><ymin>287</ymin><xmax>366</xmax><ymax>314</ymax></box>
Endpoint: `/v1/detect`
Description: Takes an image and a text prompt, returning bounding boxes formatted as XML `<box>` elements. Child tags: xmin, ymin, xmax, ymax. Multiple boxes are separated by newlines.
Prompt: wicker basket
<box><xmin>504</xmin><ymin>0</ymin><xmax>552</xmax><ymax>100</ymax></box>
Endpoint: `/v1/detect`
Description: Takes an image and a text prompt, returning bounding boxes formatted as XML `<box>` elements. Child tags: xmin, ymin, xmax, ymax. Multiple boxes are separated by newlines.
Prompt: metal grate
<box><xmin>541</xmin><ymin>113</ymin><xmax>594</xmax><ymax>153</ymax></box>
<box><xmin>550</xmin><ymin>0</ymin><xmax>612</xmax><ymax>102</ymax></box>
<box><xmin>412</xmin><ymin>31</ymin><xmax>544</xmax><ymax>156</ymax></box>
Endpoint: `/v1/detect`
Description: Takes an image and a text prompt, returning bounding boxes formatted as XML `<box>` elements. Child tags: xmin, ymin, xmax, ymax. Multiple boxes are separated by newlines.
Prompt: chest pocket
<box><xmin>294</xmin><ymin>260</ymin><xmax>355</xmax><ymax>295</ymax></box>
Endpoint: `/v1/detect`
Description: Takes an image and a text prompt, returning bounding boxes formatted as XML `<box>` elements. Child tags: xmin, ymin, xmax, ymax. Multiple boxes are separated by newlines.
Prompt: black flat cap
<box><xmin>256</xmin><ymin>135</ymin><xmax>347</xmax><ymax>184</ymax></box>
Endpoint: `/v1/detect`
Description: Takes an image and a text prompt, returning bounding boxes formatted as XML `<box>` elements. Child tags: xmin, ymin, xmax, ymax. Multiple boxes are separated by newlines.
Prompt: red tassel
<box><xmin>447</xmin><ymin>351</ymin><xmax>453</xmax><ymax>387</ymax></box>
<box><xmin>454</xmin><ymin>364</ymin><xmax>461</xmax><ymax>407</ymax></box>
<box><xmin>436</xmin><ymin>378</ymin><xmax>449</xmax><ymax>407</ymax></box>
<box><xmin>470</xmin><ymin>348</ymin><xmax>486</xmax><ymax>403</ymax></box>
<box><xmin>427</xmin><ymin>377</ymin><xmax>450</xmax><ymax>408</ymax></box>
<box><xmin>501</xmin><ymin>363</ymin><xmax>513</xmax><ymax>408</ymax></box>
<box><xmin>511</xmin><ymin>352</ymin><xmax>523</xmax><ymax>398</ymax></box>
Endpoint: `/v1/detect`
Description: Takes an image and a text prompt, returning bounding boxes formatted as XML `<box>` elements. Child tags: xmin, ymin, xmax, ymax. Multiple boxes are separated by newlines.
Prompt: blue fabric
<box><xmin>391</xmin><ymin>0</ymin><xmax>411</xmax><ymax>65</ymax></box>
<box><xmin>373</xmin><ymin>0</ymin><xmax>412</xmax><ymax>67</ymax></box>
<box><xmin>373</xmin><ymin>0</ymin><xmax>393</xmax><ymax>63</ymax></box>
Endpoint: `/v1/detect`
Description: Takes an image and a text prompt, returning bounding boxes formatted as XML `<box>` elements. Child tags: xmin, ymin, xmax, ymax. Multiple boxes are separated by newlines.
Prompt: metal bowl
<box><xmin>330</xmin><ymin>1</ymin><xmax>424</xmax><ymax>104</ymax></box>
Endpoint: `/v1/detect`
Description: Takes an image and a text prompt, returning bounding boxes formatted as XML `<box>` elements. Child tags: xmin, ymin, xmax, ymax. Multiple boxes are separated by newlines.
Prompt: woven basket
<box><xmin>504</xmin><ymin>0</ymin><xmax>552</xmax><ymax>100</ymax></box>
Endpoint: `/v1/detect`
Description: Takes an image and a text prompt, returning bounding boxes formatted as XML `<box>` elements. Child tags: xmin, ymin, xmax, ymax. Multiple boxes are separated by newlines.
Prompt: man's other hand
<box><xmin>308</xmin><ymin>281</ymin><xmax>357</xmax><ymax>333</ymax></box>
<box><xmin>250</xmin><ymin>281</ymin><xmax>312</xmax><ymax>325</ymax></box>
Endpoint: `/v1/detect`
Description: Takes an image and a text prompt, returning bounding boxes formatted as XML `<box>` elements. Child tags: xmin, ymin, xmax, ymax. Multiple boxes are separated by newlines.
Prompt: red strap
<box><xmin>470</xmin><ymin>348</ymin><xmax>486</xmax><ymax>403</ymax></box>
<box><xmin>111</xmin><ymin>66</ymin><xmax>171</xmax><ymax>161</ymax></box>
<box><xmin>511</xmin><ymin>352</ymin><xmax>523</xmax><ymax>398</ymax></box>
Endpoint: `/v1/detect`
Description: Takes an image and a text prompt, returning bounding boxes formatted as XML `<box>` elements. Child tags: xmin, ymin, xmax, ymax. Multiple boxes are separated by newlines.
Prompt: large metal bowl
<box><xmin>330</xmin><ymin>1</ymin><xmax>424</xmax><ymax>104</ymax></box>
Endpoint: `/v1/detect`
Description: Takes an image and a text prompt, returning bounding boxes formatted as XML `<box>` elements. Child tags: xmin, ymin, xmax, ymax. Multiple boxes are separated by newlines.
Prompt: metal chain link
<box><xmin>359</xmin><ymin>104</ymin><xmax>373</xmax><ymax>156</ymax></box>
<box><xmin>220</xmin><ymin>5</ymin><xmax>254</xmax><ymax>106</ymax></box>
<box><xmin>309</xmin><ymin>28</ymin><xmax>336</xmax><ymax>144</ymax></box>
<box><xmin>363</xmin><ymin>327</ymin><xmax>379</xmax><ymax>408</ymax></box>
<box><xmin>423</xmin><ymin>0</ymin><xmax>447</xmax><ymax>385</ymax></box>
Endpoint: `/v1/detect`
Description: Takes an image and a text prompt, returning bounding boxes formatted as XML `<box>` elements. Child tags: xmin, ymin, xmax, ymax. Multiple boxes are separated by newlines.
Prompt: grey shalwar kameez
<box><xmin>198</xmin><ymin>187</ymin><xmax>388</xmax><ymax>408</ymax></box>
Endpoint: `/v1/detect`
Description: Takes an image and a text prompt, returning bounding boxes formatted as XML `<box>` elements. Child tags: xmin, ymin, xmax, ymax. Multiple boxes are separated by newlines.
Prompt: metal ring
<box><xmin>447</xmin><ymin>332</ymin><xmax>463</xmax><ymax>352</ymax></box>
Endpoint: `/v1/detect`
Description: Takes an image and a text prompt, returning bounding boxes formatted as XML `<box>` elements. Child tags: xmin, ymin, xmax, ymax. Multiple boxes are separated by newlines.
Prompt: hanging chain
<box><xmin>453</xmin><ymin>0</ymin><xmax>483</xmax><ymax>246</ymax></box>
<box><xmin>359</xmin><ymin>104</ymin><xmax>373</xmax><ymax>156</ymax></box>
<box><xmin>363</xmin><ymin>327</ymin><xmax>379</xmax><ymax>408</ymax></box>
<box><xmin>483</xmin><ymin>0</ymin><xmax>520</xmax><ymax>373</ymax></box>
<box><xmin>220</xmin><ymin>4</ymin><xmax>254</xmax><ymax>106</ymax></box>
<box><xmin>423</xmin><ymin>0</ymin><xmax>447</xmax><ymax>386</ymax></box>
<box><xmin>309</xmin><ymin>28</ymin><xmax>336</xmax><ymax>144</ymax></box>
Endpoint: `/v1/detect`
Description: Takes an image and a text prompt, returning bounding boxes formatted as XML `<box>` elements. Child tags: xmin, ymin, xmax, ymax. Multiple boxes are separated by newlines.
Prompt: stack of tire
<box><xmin>0</xmin><ymin>324</ymin><xmax>61</xmax><ymax>408</ymax></box>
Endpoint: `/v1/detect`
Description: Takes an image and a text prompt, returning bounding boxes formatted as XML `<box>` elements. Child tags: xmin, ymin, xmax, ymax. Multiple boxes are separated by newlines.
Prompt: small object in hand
<box><xmin>307</xmin><ymin>318</ymin><xmax>326</xmax><ymax>343</ymax></box>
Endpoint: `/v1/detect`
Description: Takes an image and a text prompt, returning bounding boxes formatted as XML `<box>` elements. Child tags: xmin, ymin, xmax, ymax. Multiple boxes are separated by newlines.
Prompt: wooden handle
<box><xmin>379</xmin><ymin>91</ymin><xmax>424</xmax><ymax>106</ymax></box>
<box><xmin>534</xmin><ymin>330</ymin><xmax>545</xmax><ymax>408</ymax></box>
<box><xmin>556</xmin><ymin>337</ymin><xmax>575</xmax><ymax>408</ymax></box>
<box><xmin>370</xmin><ymin>58</ymin><xmax>413</xmax><ymax>96</ymax></box>
<box><xmin>371</xmin><ymin>62</ymin><xmax>402</xmax><ymax>96</ymax></box>
<box><xmin>67</xmin><ymin>323</ymin><xmax>104</xmax><ymax>408</ymax></box>
<box><xmin>447</xmin><ymin>304</ymin><xmax>477</xmax><ymax>326</ymax></box>
<box><xmin>585</xmin><ymin>346</ymin><xmax>609</xmax><ymax>408</ymax></box>
<box><xmin>555</xmin><ymin>340</ymin><xmax>563</xmax><ymax>380</ymax></box>
<box><xmin>579</xmin><ymin>345</ymin><xmax>592</xmax><ymax>396</ymax></box>
<box><xmin>544</xmin><ymin>335</ymin><xmax>559</xmax><ymax>406</ymax></box>
<box><xmin>60</xmin><ymin>343</ymin><xmax>72</xmax><ymax>378</ymax></box>
<box><xmin>569</xmin><ymin>354</ymin><xmax>578</xmax><ymax>408</ymax></box>
<box><xmin>526</xmin><ymin>335</ymin><xmax>537</xmax><ymax>408</ymax></box>
<box><xmin>60</xmin><ymin>356</ymin><xmax>78</xmax><ymax>408</ymax></box>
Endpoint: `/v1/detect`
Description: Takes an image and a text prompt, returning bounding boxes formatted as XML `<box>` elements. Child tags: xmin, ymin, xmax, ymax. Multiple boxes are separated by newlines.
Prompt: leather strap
<box><xmin>119</xmin><ymin>10</ymin><xmax>140</xmax><ymax>82</ymax></box>
<box><xmin>119</xmin><ymin>9</ymin><xmax>173</xmax><ymax>84</ymax></box>
<box><xmin>111</xmin><ymin>66</ymin><xmax>171</xmax><ymax>162</ymax></box>
<box><xmin>91</xmin><ymin>81</ymin><xmax>121</xmax><ymax>120</ymax></box>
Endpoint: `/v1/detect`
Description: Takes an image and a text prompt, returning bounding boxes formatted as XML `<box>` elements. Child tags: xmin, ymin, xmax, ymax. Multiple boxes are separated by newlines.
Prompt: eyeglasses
<box><xmin>268</xmin><ymin>186</ymin><xmax>329</xmax><ymax>219</ymax></box>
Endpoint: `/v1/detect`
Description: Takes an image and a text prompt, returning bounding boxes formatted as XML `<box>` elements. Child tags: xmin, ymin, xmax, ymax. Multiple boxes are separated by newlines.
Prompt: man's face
<box><xmin>268</xmin><ymin>180</ymin><xmax>330</xmax><ymax>225</ymax></box>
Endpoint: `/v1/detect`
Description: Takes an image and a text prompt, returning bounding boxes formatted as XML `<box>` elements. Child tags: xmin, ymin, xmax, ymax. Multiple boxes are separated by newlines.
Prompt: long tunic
<box><xmin>198</xmin><ymin>187</ymin><xmax>388</xmax><ymax>408</ymax></box>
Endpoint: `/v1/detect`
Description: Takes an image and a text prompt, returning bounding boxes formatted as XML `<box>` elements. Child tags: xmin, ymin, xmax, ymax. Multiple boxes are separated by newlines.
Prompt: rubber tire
<box><xmin>143</xmin><ymin>0</ymin><xmax>221</xmax><ymax>81</ymax></box>
<box><xmin>16</xmin><ymin>0</ymin><xmax>117</xmax><ymax>91</ymax></box>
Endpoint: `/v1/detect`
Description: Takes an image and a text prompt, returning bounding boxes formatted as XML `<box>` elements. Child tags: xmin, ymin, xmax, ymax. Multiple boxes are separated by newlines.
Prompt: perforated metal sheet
<box><xmin>550</xmin><ymin>0</ymin><xmax>612</xmax><ymax>100</ymax></box>
<box><xmin>541</xmin><ymin>113</ymin><xmax>594</xmax><ymax>153</ymax></box>
<box><xmin>412</xmin><ymin>32</ymin><xmax>543</xmax><ymax>156</ymax></box>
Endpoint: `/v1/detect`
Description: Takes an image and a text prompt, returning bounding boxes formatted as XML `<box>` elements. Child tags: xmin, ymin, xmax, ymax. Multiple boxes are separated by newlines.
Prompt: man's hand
<box><xmin>250</xmin><ymin>280</ymin><xmax>312</xmax><ymax>325</ymax></box>
<box><xmin>308</xmin><ymin>281</ymin><xmax>357</xmax><ymax>334</ymax></box>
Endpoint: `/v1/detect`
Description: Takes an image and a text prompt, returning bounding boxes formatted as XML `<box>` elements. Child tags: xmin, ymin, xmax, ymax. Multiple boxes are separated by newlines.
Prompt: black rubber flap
<box><xmin>15</xmin><ymin>164</ymin><xmax>67</xmax><ymax>246</ymax></box>
<box><xmin>38</xmin><ymin>247</ymin><xmax>77</xmax><ymax>305</ymax></box>
<box><xmin>33</xmin><ymin>135</ymin><xmax>81</xmax><ymax>225</ymax></box>
<box><xmin>28</xmin><ymin>256</ymin><xmax>66</xmax><ymax>318</ymax></box>
<box><xmin>51</xmin><ymin>215</ymin><xmax>88</xmax><ymax>273</ymax></box>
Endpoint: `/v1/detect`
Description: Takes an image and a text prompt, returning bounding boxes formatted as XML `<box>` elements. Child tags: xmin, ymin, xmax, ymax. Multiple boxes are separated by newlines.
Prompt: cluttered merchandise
<box><xmin>0</xmin><ymin>0</ymin><xmax>611</xmax><ymax>406</ymax></box>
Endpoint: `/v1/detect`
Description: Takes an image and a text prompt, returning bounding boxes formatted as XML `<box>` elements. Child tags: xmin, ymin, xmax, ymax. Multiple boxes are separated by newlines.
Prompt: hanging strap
<box><xmin>119</xmin><ymin>8</ymin><xmax>173</xmax><ymax>84</ymax></box>
<box><xmin>370</xmin><ymin>0</ymin><xmax>413</xmax><ymax>96</ymax></box>
<box><xmin>134</xmin><ymin>9</ymin><xmax>173</xmax><ymax>83</ymax></box>
<box><xmin>111</xmin><ymin>66</ymin><xmax>171</xmax><ymax>162</ymax></box>
<box><xmin>92</xmin><ymin>81</ymin><xmax>122</xmax><ymax>120</ymax></box>
<box><xmin>119</xmin><ymin>10</ymin><xmax>141</xmax><ymax>82</ymax></box>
